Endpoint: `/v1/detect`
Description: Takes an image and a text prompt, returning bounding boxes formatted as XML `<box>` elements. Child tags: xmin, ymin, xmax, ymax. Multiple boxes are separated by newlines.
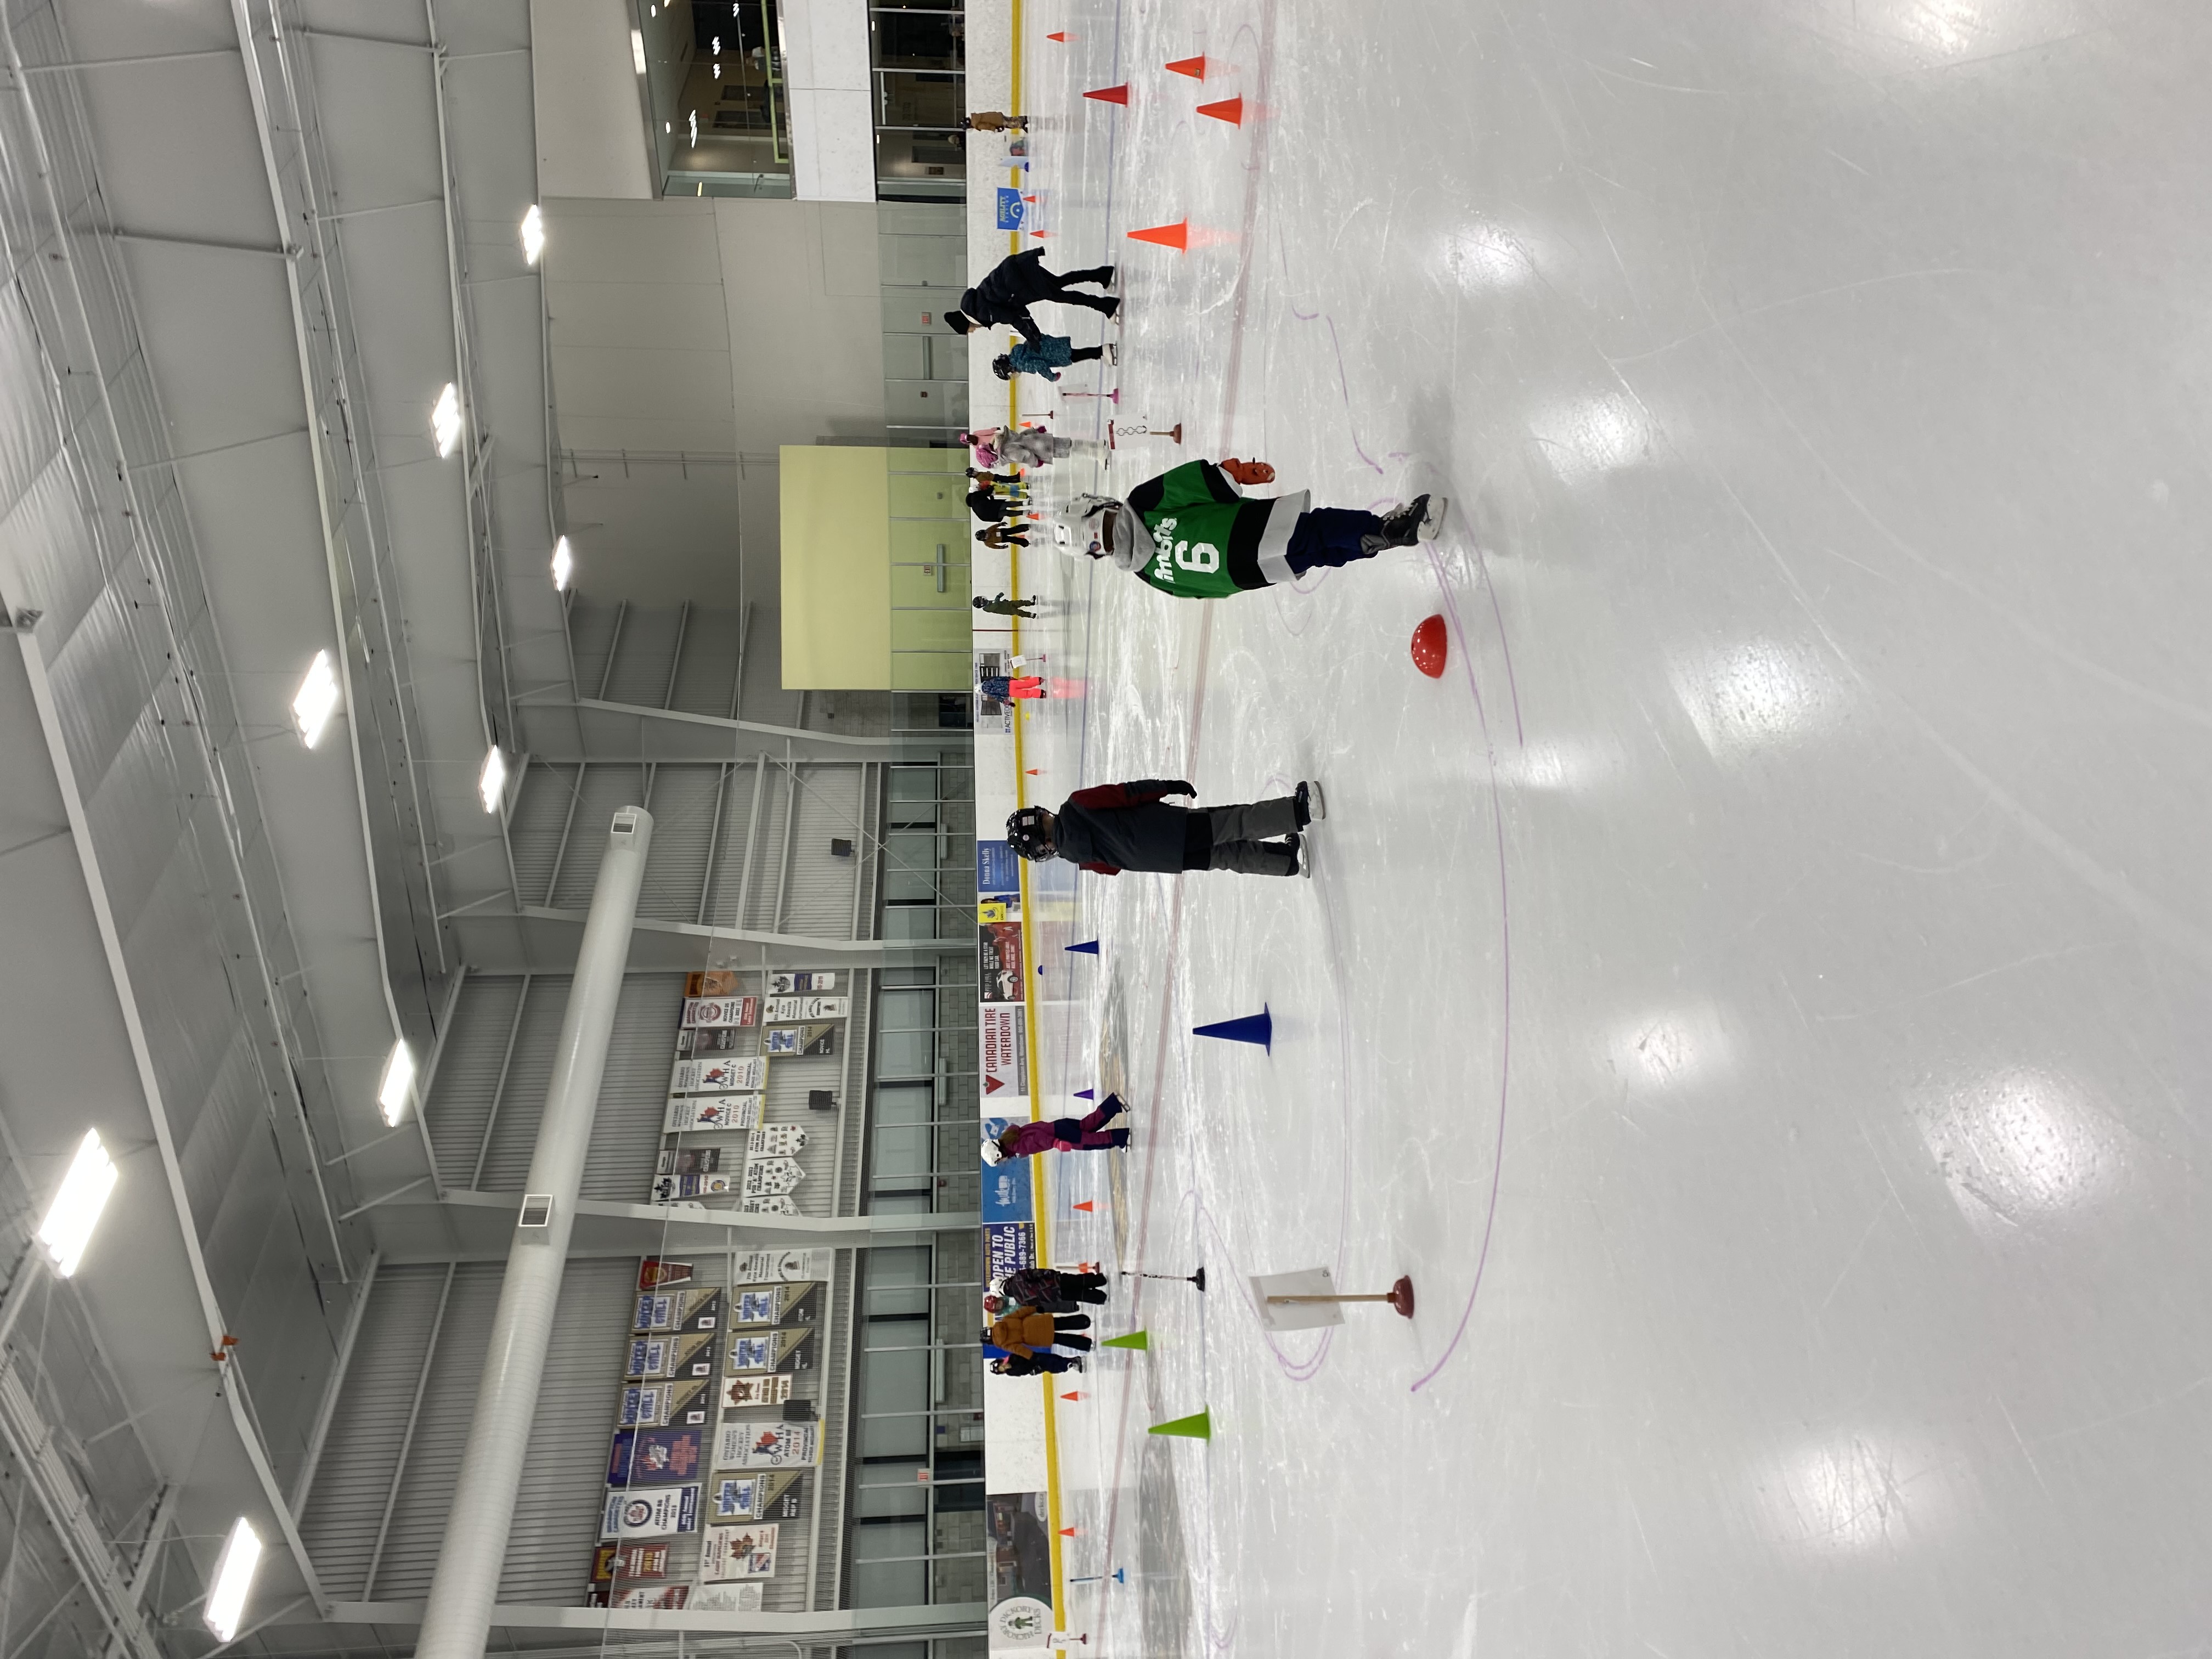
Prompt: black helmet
<box><xmin>1006</xmin><ymin>806</ymin><xmax>1054</xmax><ymax>860</ymax></box>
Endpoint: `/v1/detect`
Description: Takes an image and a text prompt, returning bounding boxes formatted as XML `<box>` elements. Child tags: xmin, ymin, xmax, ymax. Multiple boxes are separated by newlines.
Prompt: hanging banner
<box><xmin>748</xmin><ymin>1124</ymin><xmax>808</xmax><ymax>1158</ymax></box>
<box><xmin>624</xmin><ymin>1332</ymin><xmax>718</xmax><ymax>1381</ymax></box>
<box><xmin>664</xmin><ymin>1094</ymin><xmax>761</xmax><ymax>1134</ymax></box>
<box><xmin>677</xmin><ymin>1024</ymin><xmax>752</xmax><ymax>1058</ymax></box>
<box><xmin>980</xmin><ymin>922</ymin><xmax>1025</xmax><ymax>1002</ymax></box>
<box><xmin>634</xmin><ymin>1288</ymin><xmax>723</xmax><ymax>1335</ymax></box>
<box><xmin>700</xmin><ymin>1522</ymin><xmax>781</xmax><ymax>1581</ymax></box>
<box><xmin>684</xmin><ymin>995</ymin><xmax>760</xmax><ymax>1028</ymax></box>
<box><xmin>716</xmin><ymin>1419</ymin><xmax>822</xmax><ymax>1469</ymax></box>
<box><xmin>670</xmin><ymin>1057</ymin><xmax>766</xmax><ymax>1096</ymax></box>
<box><xmin>742</xmin><ymin>1156</ymin><xmax>806</xmax><ymax>1197</ymax></box>
<box><xmin>740</xmin><ymin>1194</ymin><xmax>798</xmax><ymax>1216</ymax></box>
<box><xmin>728</xmin><ymin>1327</ymin><xmax>816</xmax><ymax>1375</ymax></box>
<box><xmin>709</xmin><ymin>1469</ymin><xmax>806</xmax><ymax>1521</ymax></box>
<box><xmin>637</xmin><ymin>1259</ymin><xmax>693</xmax><ymax>1291</ymax></box>
<box><xmin>765</xmin><ymin>1024</ymin><xmax>838</xmax><ymax>1057</ymax></box>
<box><xmin>606</xmin><ymin>1427</ymin><xmax>706</xmax><ymax>1487</ymax></box>
<box><xmin>592</xmin><ymin>1584</ymin><xmax>690</xmax><ymax>1610</ymax></box>
<box><xmin>980</xmin><ymin>1006</ymin><xmax>1027</xmax><ymax>1100</ymax></box>
<box><xmin>769</xmin><ymin>971</ymin><xmax>837</xmax><ymax>994</ymax></box>
<box><xmin>591</xmin><ymin>1542</ymin><xmax>669</xmax><ymax>1584</ymax></box>
<box><xmin>731</xmin><ymin>1281</ymin><xmax>822</xmax><ymax>1327</ymax></box>
<box><xmin>765</xmin><ymin>995</ymin><xmax>849</xmax><ymax>1022</ymax></box>
<box><xmin>693</xmin><ymin>1583</ymin><xmax>765</xmax><ymax>1612</ymax></box>
<box><xmin>599</xmin><ymin>1484</ymin><xmax>701</xmax><ymax>1540</ymax></box>
<box><xmin>732</xmin><ymin>1249</ymin><xmax>826</xmax><ymax>1283</ymax></box>
<box><xmin>724</xmin><ymin>1374</ymin><xmax>795</xmax><ymax>1410</ymax></box>
<box><xmin>652</xmin><ymin>1170</ymin><xmax>740</xmax><ymax>1201</ymax></box>
<box><xmin>618</xmin><ymin>1376</ymin><xmax>713</xmax><ymax>1428</ymax></box>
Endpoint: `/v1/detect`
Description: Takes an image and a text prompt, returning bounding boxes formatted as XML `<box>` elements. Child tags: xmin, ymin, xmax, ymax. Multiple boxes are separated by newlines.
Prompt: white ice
<box><xmin>984</xmin><ymin>2</ymin><xmax>2212</xmax><ymax>1655</ymax></box>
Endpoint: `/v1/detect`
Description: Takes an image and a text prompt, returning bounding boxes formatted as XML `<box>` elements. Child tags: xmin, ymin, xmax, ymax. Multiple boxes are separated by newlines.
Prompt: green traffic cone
<box><xmin>1148</xmin><ymin>1409</ymin><xmax>1212</xmax><ymax>1440</ymax></box>
<box><xmin>1101</xmin><ymin>1330</ymin><xmax>1149</xmax><ymax>1351</ymax></box>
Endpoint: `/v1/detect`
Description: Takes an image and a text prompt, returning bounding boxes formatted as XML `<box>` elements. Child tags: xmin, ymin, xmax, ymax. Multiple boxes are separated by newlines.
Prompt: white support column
<box><xmin>415</xmin><ymin>806</ymin><xmax>653</xmax><ymax>1658</ymax></box>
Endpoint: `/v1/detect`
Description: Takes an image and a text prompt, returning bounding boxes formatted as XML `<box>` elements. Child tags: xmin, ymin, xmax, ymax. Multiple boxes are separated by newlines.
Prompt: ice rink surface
<box><xmin>983</xmin><ymin>2</ymin><xmax>2212</xmax><ymax>1654</ymax></box>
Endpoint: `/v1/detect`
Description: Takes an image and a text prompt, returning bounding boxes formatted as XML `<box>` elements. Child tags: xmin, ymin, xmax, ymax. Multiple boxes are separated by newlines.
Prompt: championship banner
<box><xmin>637</xmin><ymin>1259</ymin><xmax>693</xmax><ymax>1290</ymax></box>
<box><xmin>591</xmin><ymin>1542</ymin><xmax>668</xmax><ymax>1584</ymax></box>
<box><xmin>765</xmin><ymin>995</ymin><xmax>848</xmax><ymax>1022</ymax></box>
<box><xmin>606</xmin><ymin>1427</ymin><xmax>706</xmax><ymax>1486</ymax></box>
<box><xmin>684</xmin><ymin>971</ymin><xmax>742</xmax><ymax>997</ymax></box>
<box><xmin>728</xmin><ymin>1327</ymin><xmax>815</xmax><ymax>1375</ymax></box>
<box><xmin>715</xmin><ymin>1420</ymin><xmax>821</xmax><ymax>1469</ymax></box>
<box><xmin>676</xmin><ymin>1025</ymin><xmax>751</xmax><ymax>1058</ymax></box>
<box><xmin>663</xmin><ymin>1094</ymin><xmax>761</xmax><ymax>1133</ymax></box>
<box><xmin>724</xmin><ymin>1375</ymin><xmax>794</xmax><ymax>1410</ymax></box>
<box><xmin>748</xmin><ymin>1124</ymin><xmax>808</xmax><ymax>1157</ymax></box>
<box><xmin>733</xmin><ymin>1249</ymin><xmax>825</xmax><ymax>1283</ymax></box>
<box><xmin>624</xmin><ymin>1333</ymin><xmax>716</xmax><ymax>1381</ymax></box>
<box><xmin>981</xmin><ymin>1006</ymin><xmax>1027</xmax><ymax>1100</ymax></box>
<box><xmin>701</xmin><ymin>1522</ymin><xmax>780</xmax><ymax>1581</ymax></box>
<box><xmin>765</xmin><ymin>1023</ymin><xmax>838</xmax><ymax>1057</ymax></box>
<box><xmin>633</xmin><ymin>1288</ymin><xmax>723</xmax><ymax>1335</ymax></box>
<box><xmin>693</xmin><ymin>1583</ymin><xmax>764</xmax><ymax>1612</ymax></box>
<box><xmin>594</xmin><ymin>1584</ymin><xmax>689</xmax><ymax>1610</ymax></box>
<box><xmin>683</xmin><ymin>995</ymin><xmax>760</xmax><ymax>1028</ymax></box>
<box><xmin>618</xmin><ymin>1376</ymin><xmax>712</xmax><ymax>1427</ymax></box>
<box><xmin>599</xmin><ymin>1483</ymin><xmax>701</xmax><ymax>1541</ymax></box>
<box><xmin>769</xmin><ymin>971</ymin><xmax>836</xmax><ymax>994</ymax></box>
<box><xmin>670</xmin><ymin>1057</ymin><xmax>765</xmax><ymax>1095</ymax></box>
<box><xmin>732</xmin><ymin>1281</ymin><xmax>821</xmax><ymax>1327</ymax></box>
<box><xmin>709</xmin><ymin>1470</ymin><xmax>805</xmax><ymax>1521</ymax></box>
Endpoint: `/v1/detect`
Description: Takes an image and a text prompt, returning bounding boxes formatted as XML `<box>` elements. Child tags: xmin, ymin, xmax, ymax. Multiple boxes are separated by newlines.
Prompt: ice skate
<box><xmin>1104</xmin><ymin>341</ymin><xmax>1119</xmax><ymax>365</ymax></box>
<box><xmin>1379</xmin><ymin>493</ymin><xmax>1443</xmax><ymax>548</ymax></box>
<box><xmin>1296</xmin><ymin>780</ymin><xmax>1326</xmax><ymax>826</ymax></box>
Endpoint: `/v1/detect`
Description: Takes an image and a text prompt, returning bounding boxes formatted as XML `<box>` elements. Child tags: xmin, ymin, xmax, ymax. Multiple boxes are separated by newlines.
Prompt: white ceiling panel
<box><xmin>118</xmin><ymin>243</ymin><xmax>304</xmax><ymax>453</ymax></box>
<box><xmin>71</xmin><ymin>58</ymin><xmax>278</xmax><ymax>246</ymax></box>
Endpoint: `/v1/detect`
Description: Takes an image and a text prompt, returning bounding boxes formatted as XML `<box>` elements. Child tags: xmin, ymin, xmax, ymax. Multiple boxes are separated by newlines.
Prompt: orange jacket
<box><xmin>989</xmin><ymin>1310</ymin><xmax>1058</xmax><ymax>1359</ymax></box>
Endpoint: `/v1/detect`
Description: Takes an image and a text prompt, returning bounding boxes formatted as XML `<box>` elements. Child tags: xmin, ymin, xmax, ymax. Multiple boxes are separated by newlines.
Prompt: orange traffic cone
<box><xmin>1126</xmin><ymin>220</ymin><xmax>1189</xmax><ymax>251</ymax></box>
<box><xmin>1197</xmin><ymin>97</ymin><xmax>1243</xmax><ymax>126</ymax></box>
<box><xmin>1085</xmin><ymin>84</ymin><xmax>1130</xmax><ymax>105</ymax></box>
<box><xmin>1047</xmin><ymin>31</ymin><xmax>1069</xmax><ymax>41</ymax></box>
<box><xmin>1165</xmin><ymin>55</ymin><xmax>1206</xmax><ymax>78</ymax></box>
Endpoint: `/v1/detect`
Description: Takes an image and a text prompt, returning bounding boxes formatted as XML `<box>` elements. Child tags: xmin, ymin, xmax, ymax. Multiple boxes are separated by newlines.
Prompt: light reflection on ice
<box><xmin>1535</xmin><ymin>393</ymin><xmax>1653</xmax><ymax>479</ymax></box>
<box><xmin>1610</xmin><ymin>1004</ymin><xmax>1729</xmax><ymax>1092</ymax></box>
<box><xmin>1761</xmin><ymin>1433</ymin><xmax>1952</xmax><ymax>1553</ymax></box>
<box><xmin>1914</xmin><ymin>1066</ymin><xmax>2121</xmax><ymax>1235</ymax></box>
<box><xmin>1673</xmin><ymin>637</ymin><xmax>1844</xmax><ymax>759</ymax></box>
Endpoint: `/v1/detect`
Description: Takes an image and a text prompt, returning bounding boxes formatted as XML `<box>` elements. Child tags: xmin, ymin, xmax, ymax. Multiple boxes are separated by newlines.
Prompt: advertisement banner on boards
<box><xmin>986</xmin><ymin>1222</ymin><xmax>1037</xmax><ymax>1289</ymax></box>
<box><xmin>982</xmin><ymin>1118</ymin><xmax>1035</xmax><ymax>1223</ymax></box>
<box><xmin>980</xmin><ymin>1006</ymin><xmax>1026</xmax><ymax>1101</ymax></box>
<box><xmin>599</xmin><ymin>1483</ymin><xmax>700</xmax><ymax>1541</ymax></box>
<box><xmin>979</xmin><ymin>921</ymin><xmax>1025</xmax><ymax>1002</ymax></box>
<box><xmin>978</xmin><ymin>839</ymin><xmax>1022</xmax><ymax>898</ymax></box>
<box><xmin>986</xmin><ymin>1492</ymin><xmax>1055</xmax><ymax>1636</ymax></box>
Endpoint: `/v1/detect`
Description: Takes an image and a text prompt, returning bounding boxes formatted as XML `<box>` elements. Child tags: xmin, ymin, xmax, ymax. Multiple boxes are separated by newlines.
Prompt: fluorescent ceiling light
<box><xmin>377</xmin><ymin>1041</ymin><xmax>416</xmax><ymax>1127</ymax></box>
<box><xmin>520</xmin><ymin>204</ymin><xmax>545</xmax><ymax>266</ymax></box>
<box><xmin>631</xmin><ymin>27</ymin><xmax>646</xmax><ymax>72</ymax></box>
<box><xmin>712</xmin><ymin>36</ymin><xmax>721</xmax><ymax>53</ymax></box>
<box><xmin>551</xmin><ymin>535</ymin><xmax>573</xmax><ymax>591</ymax></box>
<box><xmin>431</xmin><ymin>382</ymin><xmax>462</xmax><ymax>459</ymax></box>
<box><xmin>204</xmin><ymin>1517</ymin><xmax>262</xmax><ymax>1643</ymax></box>
<box><xmin>291</xmin><ymin>649</ymin><xmax>340</xmax><ymax>748</ymax></box>
<box><xmin>478</xmin><ymin>746</ymin><xmax>509</xmax><ymax>815</ymax></box>
<box><xmin>689</xmin><ymin>110</ymin><xmax>698</xmax><ymax>146</ymax></box>
<box><xmin>37</xmin><ymin>1129</ymin><xmax>117</xmax><ymax>1278</ymax></box>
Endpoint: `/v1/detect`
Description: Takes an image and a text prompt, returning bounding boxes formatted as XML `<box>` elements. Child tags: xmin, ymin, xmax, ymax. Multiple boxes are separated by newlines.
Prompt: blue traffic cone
<box><xmin>1066</xmin><ymin>939</ymin><xmax>1101</xmax><ymax>955</ymax></box>
<box><xmin>1074</xmin><ymin>1088</ymin><xmax>1094</xmax><ymax>1100</ymax></box>
<box><xmin>1193</xmin><ymin>1006</ymin><xmax>1271</xmax><ymax>1052</ymax></box>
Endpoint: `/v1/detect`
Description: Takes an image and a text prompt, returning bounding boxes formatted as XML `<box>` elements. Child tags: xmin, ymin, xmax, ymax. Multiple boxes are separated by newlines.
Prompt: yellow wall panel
<box><xmin>780</xmin><ymin>447</ymin><xmax>891</xmax><ymax>687</ymax></box>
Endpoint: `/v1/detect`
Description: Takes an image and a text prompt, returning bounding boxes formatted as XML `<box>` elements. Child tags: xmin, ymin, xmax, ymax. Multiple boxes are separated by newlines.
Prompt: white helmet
<box><xmin>1054</xmin><ymin>494</ymin><xmax>1150</xmax><ymax>569</ymax></box>
<box><xmin>980</xmin><ymin>1137</ymin><xmax>1007</xmax><ymax>1166</ymax></box>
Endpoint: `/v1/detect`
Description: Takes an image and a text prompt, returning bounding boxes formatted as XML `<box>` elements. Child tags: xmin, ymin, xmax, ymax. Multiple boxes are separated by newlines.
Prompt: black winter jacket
<box><xmin>958</xmin><ymin>249</ymin><xmax>1058</xmax><ymax>345</ymax></box>
<box><xmin>1052</xmin><ymin>780</ymin><xmax>1206</xmax><ymax>874</ymax></box>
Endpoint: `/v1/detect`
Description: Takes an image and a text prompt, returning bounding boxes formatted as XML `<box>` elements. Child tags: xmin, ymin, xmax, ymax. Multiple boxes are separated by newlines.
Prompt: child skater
<box><xmin>1052</xmin><ymin>457</ymin><xmax>1446</xmax><ymax>598</ymax></box>
<box><xmin>978</xmin><ymin>672</ymin><xmax>1046</xmax><ymax>701</ymax></box>
<box><xmin>991</xmin><ymin>1352</ymin><xmax>1082</xmax><ymax>1377</ymax></box>
<box><xmin>998</xmin><ymin>1265</ymin><xmax>1111</xmax><ymax>1308</ymax></box>
<box><xmin>986</xmin><ymin>1306</ymin><xmax>1094</xmax><ymax>1358</ymax></box>
<box><xmin>983</xmin><ymin>1094</ymin><xmax>1131</xmax><ymax>1161</ymax></box>
<box><xmin>993</xmin><ymin>336</ymin><xmax>1115</xmax><ymax>385</ymax></box>
<box><xmin>1007</xmin><ymin>778</ymin><xmax>1324</xmax><ymax>879</ymax></box>
<box><xmin>977</xmin><ymin>523</ymin><xmax>1031</xmax><ymax>551</ymax></box>
<box><xmin>963</xmin><ymin>426</ymin><xmax>1101</xmax><ymax>470</ymax></box>
<box><xmin>973</xmin><ymin>592</ymin><xmax>1039</xmax><ymax>618</ymax></box>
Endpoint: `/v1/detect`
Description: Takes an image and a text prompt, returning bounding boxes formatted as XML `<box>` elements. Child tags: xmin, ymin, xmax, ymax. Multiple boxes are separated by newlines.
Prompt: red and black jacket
<box><xmin>1053</xmin><ymin>779</ymin><xmax>1203</xmax><ymax>874</ymax></box>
